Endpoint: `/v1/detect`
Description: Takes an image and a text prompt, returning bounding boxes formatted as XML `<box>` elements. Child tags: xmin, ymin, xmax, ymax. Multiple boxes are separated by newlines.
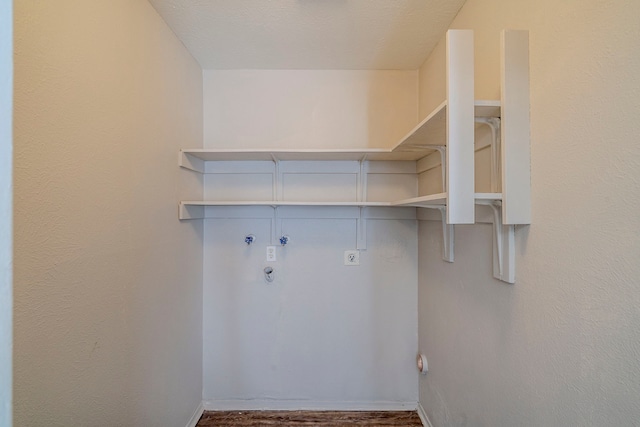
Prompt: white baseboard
<box><xmin>185</xmin><ymin>401</ymin><xmax>204</xmax><ymax>427</ymax></box>
<box><xmin>203</xmin><ymin>400</ymin><xmax>417</xmax><ymax>412</ymax></box>
<box><xmin>417</xmin><ymin>402</ymin><xmax>433</xmax><ymax>427</ymax></box>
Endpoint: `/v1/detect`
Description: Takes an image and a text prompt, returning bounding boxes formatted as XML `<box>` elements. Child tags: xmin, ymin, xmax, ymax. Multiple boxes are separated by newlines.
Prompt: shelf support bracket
<box><xmin>431</xmin><ymin>146</ymin><xmax>447</xmax><ymax>193</ymax></box>
<box><xmin>355</xmin><ymin>157</ymin><xmax>368</xmax><ymax>250</ymax></box>
<box><xmin>478</xmin><ymin>200</ymin><xmax>515</xmax><ymax>284</ymax></box>
<box><xmin>420</xmin><ymin>206</ymin><xmax>454</xmax><ymax>263</ymax></box>
<box><xmin>179</xmin><ymin>203</ymin><xmax>205</xmax><ymax>220</ymax></box>
<box><xmin>270</xmin><ymin>154</ymin><xmax>281</xmax><ymax>201</ymax></box>
<box><xmin>357</xmin><ymin>159</ymin><xmax>368</xmax><ymax>203</ymax></box>
<box><xmin>271</xmin><ymin>206</ymin><xmax>282</xmax><ymax>246</ymax></box>
<box><xmin>475</xmin><ymin>117</ymin><xmax>502</xmax><ymax>193</ymax></box>
<box><xmin>357</xmin><ymin>207</ymin><xmax>367</xmax><ymax>250</ymax></box>
<box><xmin>179</xmin><ymin>151</ymin><xmax>205</xmax><ymax>173</ymax></box>
<box><xmin>400</xmin><ymin>144</ymin><xmax>446</xmax><ymax>191</ymax></box>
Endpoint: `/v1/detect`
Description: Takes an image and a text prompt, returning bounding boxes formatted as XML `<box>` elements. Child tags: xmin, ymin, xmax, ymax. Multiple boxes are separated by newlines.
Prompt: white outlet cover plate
<box><xmin>344</xmin><ymin>250</ymin><xmax>360</xmax><ymax>266</ymax></box>
<box><xmin>266</xmin><ymin>246</ymin><xmax>276</xmax><ymax>262</ymax></box>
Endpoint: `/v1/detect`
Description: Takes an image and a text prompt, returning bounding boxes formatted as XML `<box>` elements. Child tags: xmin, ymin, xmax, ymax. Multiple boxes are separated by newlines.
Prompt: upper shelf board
<box><xmin>391</xmin><ymin>192</ymin><xmax>501</xmax><ymax>207</ymax></box>
<box><xmin>181</xmin><ymin>100</ymin><xmax>500</xmax><ymax>165</ymax></box>
<box><xmin>180</xmin><ymin>200</ymin><xmax>391</xmax><ymax>207</ymax></box>
<box><xmin>180</xmin><ymin>148</ymin><xmax>428</xmax><ymax>162</ymax></box>
<box><xmin>392</xmin><ymin>100</ymin><xmax>500</xmax><ymax>152</ymax></box>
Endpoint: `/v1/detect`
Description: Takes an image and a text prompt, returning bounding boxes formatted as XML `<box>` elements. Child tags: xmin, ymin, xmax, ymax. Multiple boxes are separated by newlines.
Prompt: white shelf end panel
<box><xmin>446</xmin><ymin>29</ymin><xmax>475</xmax><ymax>224</ymax></box>
<box><xmin>501</xmin><ymin>29</ymin><xmax>531</xmax><ymax>225</ymax></box>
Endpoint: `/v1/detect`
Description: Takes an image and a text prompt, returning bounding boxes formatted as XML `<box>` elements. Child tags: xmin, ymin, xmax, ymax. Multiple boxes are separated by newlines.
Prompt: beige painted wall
<box><xmin>418</xmin><ymin>0</ymin><xmax>640</xmax><ymax>425</ymax></box>
<box><xmin>204</xmin><ymin>70</ymin><xmax>418</xmax><ymax>149</ymax></box>
<box><xmin>13</xmin><ymin>1</ymin><xmax>203</xmax><ymax>425</ymax></box>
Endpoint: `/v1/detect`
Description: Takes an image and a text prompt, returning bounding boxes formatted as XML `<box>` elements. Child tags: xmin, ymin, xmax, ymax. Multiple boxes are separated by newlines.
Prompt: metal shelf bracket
<box><xmin>357</xmin><ymin>207</ymin><xmax>367</xmax><ymax>250</ymax></box>
<box><xmin>478</xmin><ymin>200</ymin><xmax>515</xmax><ymax>283</ymax></box>
<box><xmin>420</xmin><ymin>205</ymin><xmax>454</xmax><ymax>263</ymax></box>
<box><xmin>475</xmin><ymin>117</ymin><xmax>502</xmax><ymax>193</ymax></box>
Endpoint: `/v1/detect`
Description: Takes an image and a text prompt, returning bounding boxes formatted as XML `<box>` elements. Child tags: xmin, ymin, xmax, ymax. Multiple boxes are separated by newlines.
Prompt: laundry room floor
<box><xmin>196</xmin><ymin>410</ymin><xmax>423</xmax><ymax>426</ymax></box>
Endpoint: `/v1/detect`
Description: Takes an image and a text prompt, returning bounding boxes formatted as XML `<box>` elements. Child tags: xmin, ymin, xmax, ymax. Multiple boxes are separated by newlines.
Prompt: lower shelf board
<box><xmin>178</xmin><ymin>191</ymin><xmax>515</xmax><ymax>284</ymax></box>
<box><xmin>179</xmin><ymin>192</ymin><xmax>502</xmax><ymax>218</ymax></box>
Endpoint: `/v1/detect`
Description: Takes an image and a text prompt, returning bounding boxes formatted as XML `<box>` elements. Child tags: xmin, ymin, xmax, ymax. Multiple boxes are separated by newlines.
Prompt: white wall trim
<box><xmin>185</xmin><ymin>402</ymin><xmax>204</xmax><ymax>427</ymax></box>
<box><xmin>417</xmin><ymin>402</ymin><xmax>434</xmax><ymax>427</ymax></box>
<box><xmin>203</xmin><ymin>400</ymin><xmax>417</xmax><ymax>412</ymax></box>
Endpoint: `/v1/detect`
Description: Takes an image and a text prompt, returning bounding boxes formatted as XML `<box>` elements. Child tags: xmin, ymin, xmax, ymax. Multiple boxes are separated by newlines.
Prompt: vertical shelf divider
<box><xmin>446</xmin><ymin>29</ymin><xmax>475</xmax><ymax>224</ymax></box>
<box><xmin>501</xmin><ymin>29</ymin><xmax>531</xmax><ymax>225</ymax></box>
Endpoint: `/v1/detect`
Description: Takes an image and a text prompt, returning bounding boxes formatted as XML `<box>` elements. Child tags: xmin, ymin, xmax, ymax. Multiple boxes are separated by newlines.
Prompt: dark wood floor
<box><xmin>196</xmin><ymin>411</ymin><xmax>423</xmax><ymax>426</ymax></box>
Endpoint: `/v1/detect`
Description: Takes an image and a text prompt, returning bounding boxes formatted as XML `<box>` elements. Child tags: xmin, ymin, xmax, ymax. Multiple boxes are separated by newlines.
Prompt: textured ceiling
<box><xmin>147</xmin><ymin>0</ymin><xmax>467</xmax><ymax>70</ymax></box>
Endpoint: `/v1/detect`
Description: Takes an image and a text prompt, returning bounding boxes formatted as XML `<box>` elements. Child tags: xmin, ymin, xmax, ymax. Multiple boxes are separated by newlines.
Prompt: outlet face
<box><xmin>266</xmin><ymin>246</ymin><xmax>276</xmax><ymax>262</ymax></box>
<box><xmin>344</xmin><ymin>250</ymin><xmax>360</xmax><ymax>266</ymax></box>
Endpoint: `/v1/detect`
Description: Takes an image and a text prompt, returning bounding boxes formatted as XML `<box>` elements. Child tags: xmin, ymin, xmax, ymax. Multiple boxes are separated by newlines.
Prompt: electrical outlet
<box><xmin>344</xmin><ymin>250</ymin><xmax>360</xmax><ymax>266</ymax></box>
<box><xmin>266</xmin><ymin>246</ymin><xmax>276</xmax><ymax>262</ymax></box>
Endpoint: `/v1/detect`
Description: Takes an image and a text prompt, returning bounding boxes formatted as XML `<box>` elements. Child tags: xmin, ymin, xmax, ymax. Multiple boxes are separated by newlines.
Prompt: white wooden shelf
<box><xmin>179</xmin><ymin>193</ymin><xmax>501</xmax><ymax>212</ymax></box>
<box><xmin>178</xmin><ymin>29</ymin><xmax>530</xmax><ymax>284</ymax></box>
<box><xmin>180</xmin><ymin>200</ymin><xmax>390</xmax><ymax>208</ymax></box>
<box><xmin>181</xmin><ymin>148</ymin><xmax>402</xmax><ymax>162</ymax></box>
<box><xmin>391</xmin><ymin>100</ymin><xmax>500</xmax><ymax>152</ymax></box>
<box><xmin>392</xmin><ymin>192</ymin><xmax>501</xmax><ymax>207</ymax></box>
<box><xmin>180</xmin><ymin>100</ymin><xmax>501</xmax><ymax>168</ymax></box>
